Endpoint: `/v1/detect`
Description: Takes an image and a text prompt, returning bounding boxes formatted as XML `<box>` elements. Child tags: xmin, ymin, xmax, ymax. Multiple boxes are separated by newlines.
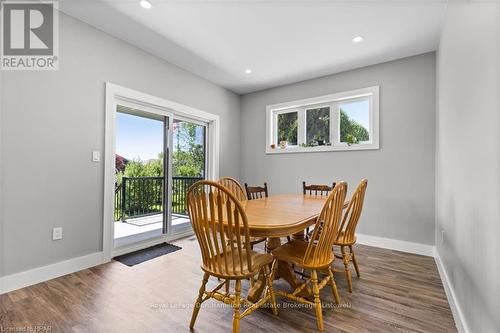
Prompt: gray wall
<box><xmin>240</xmin><ymin>53</ymin><xmax>436</xmax><ymax>245</ymax></box>
<box><xmin>436</xmin><ymin>2</ymin><xmax>500</xmax><ymax>332</ymax></box>
<box><xmin>0</xmin><ymin>14</ymin><xmax>240</xmax><ymax>276</ymax></box>
<box><xmin>0</xmin><ymin>70</ymin><xmax>4</xmax><ymax>279</ymax></box>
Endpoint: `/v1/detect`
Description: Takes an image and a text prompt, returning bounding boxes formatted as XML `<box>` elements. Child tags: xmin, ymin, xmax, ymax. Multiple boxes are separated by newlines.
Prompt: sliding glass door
<box><xmin>112</xmin><ymin>103</ymin><xmax>211</xmax><ymax>251</ymax></box>
<box><xmin>113</xmin><ymin>105</ymin><xmax>170</xmax><ymax>248</ymax></box>
<box><xmin>170</xmin><ymin>117</ymin><xmax>207</xmax><ymax>234</ymax></box>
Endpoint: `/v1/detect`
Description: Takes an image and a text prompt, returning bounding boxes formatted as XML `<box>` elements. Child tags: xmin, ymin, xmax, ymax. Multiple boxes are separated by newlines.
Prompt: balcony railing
<box><xmin>171</xmin><ymin>176</ymin><xmax>204</xmax><ymax>216</ymax></box>
<box><xmin>114</xmin><ymin>176</ymin><xmax>203</xmax><ymax>221</ymax></box>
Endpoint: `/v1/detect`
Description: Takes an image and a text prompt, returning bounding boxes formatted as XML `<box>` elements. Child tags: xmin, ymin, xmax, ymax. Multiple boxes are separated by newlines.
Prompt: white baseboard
<box><xmin>0</xmin><ymin>252</ymin><xmax>104</xmax><ymax>295</ymax></box>
<box><xmin>434</xmin><ymin>250</ymin><xmax>469</xmax><ymax>333</ymax></box>
<box><xmin>0</xmin><ymin>231</ymin><xmax>195</xmax><ymax>295</ymax></box>
<box><xmin>356</xmin><ymin>233</ymin><xmax>435</xmax><ymax>257</ymax></box>
<box><xmin>358</xmin><ymin>234</ymin><xmax>465</xmax><ymax>331</ymax></box>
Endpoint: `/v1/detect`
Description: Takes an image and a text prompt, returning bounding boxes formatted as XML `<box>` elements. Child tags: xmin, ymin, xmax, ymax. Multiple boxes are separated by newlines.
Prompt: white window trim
<box><xmin>265</xmin><ymin>86</ymin><xmax>379</xmax><ymax>154</ymax></box>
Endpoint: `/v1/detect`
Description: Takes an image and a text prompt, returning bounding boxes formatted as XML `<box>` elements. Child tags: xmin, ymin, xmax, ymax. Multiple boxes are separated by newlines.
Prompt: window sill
<box><xmin>265</xmin><ymin>143</ymin><xmax>379</xmax><ymax>154</ymax></box>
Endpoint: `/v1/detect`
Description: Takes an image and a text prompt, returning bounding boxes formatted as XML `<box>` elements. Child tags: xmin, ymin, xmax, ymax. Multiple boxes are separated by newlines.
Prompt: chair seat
<box><xmin>202</xmin><ymin>249</ymin><xmax>273</xmax><ymax>279</ymax></box>
<box><xmin>271</xmin><ymin>240</ymin><xmax>334</xmax><ymax>269</ymax></box>
<box><xmin>334</xmin><ymin>232</ymin><xmax>356</xmax><ymax>246</ymax></box>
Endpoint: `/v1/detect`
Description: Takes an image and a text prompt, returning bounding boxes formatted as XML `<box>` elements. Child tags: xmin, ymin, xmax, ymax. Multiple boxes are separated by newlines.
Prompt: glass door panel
<box><xmin>113</xmin><ymin>105</ymin><xmax>168</xmax><ymax>248</ymax></box>
<box><xmin>171</xmin><ymin>118</ymin><xmax>207</xmax><ymax>233</ymax></box>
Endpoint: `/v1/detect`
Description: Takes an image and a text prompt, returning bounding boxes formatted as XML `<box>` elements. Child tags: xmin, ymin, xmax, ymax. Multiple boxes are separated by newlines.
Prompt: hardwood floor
<box><xmin>0</xmin><ymin>238</ymin><xmax>456</xmax><ymax>332</ymax></box>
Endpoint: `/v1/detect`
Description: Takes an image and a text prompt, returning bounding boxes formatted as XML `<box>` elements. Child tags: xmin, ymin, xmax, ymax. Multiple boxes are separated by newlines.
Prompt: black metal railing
<box><xmin>114</xmin><ymin>182</ymin><xmax>123</xmax><ymax>221</ymax></box>
<box><xmin>114</xmin><ymin>176</ymin><xmax>203</xmax><ymax>221</ymax></box>
<box><xmin>171</xmin><ymin>176</ymin><xmax>204</xmax><ymax>215</ymax></box>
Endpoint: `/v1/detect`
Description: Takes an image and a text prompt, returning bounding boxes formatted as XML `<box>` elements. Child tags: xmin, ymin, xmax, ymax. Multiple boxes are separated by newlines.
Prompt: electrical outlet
<box><xmin>441</xmin><ymin>230</ymin><xmax>445</xmax><ymax>244</ymax></box>
<box><xmin>52</xmin><ymin>227</ymin><xmax>63</xmax><ymax>241</ymax></box>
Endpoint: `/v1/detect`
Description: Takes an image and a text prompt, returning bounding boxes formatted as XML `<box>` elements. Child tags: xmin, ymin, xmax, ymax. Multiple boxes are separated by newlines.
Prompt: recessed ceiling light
<box><xmin>352</xmin><ymin>36</ymin><xmax>364</xmax><ymax>43</ymax></box>
<box><xmin>245</xmin><ymin>69</ymin><xmax>252</xmax><ymax>74</ymax></box>
<box><xmin>140</xmin><ymin>0</ymin><xmax>152</xmax><ymax>9</ymax></box>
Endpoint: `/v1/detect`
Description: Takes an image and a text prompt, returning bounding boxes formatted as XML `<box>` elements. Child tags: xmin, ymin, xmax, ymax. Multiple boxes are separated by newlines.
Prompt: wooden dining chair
<box><xmin>303</xmin><ymin>181</ymin><xmax>336</xmax><ymax>196</ymax></box>
<box><xmin>334</xmin><ymin>179</ymin><xmax>368</xmax><ymax>293</ymax></box>
<box><xmin>300</xmin><ymin>181</ymin><xmax>336</xmax><ymax>242</ymax></box>
<box><xmin>244</xmin><ymin>182</ymin><xmax>268</xmax><ymax>200</ymax></box>
<box><xmin>217</xmin><ymin>177</ymin><xmax>248</xmax><ymax>201</ymax></box>
<box><xmin>272</xmin><ymin>182</ymin><xmax>347</xmax><ymax>331</ymax></box>
<box><xmin>218</xmin><ymin>177</ymin><xmax>266</xmax><ymax>249</ymax></box>
<box><xmin>187</xmin><ymin>181</ymin><xmax>278</xmax><ymax>333</ymax></box>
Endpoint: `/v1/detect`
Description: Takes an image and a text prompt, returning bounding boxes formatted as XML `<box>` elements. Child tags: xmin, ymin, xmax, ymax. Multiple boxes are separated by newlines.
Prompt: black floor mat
<box><xmin>114</xmin><ymin>242</ymin><xmax>182</xmax><ymax>266</ymax></box>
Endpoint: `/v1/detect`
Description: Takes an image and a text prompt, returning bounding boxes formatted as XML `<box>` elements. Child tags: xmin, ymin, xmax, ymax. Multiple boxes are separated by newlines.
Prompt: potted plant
<box><xmin>314</xmin><ymin>135</ymin><xmax>325</xmax><ymax>146</ymax></box>
<box><xmin>279</xmin><ymin>137</ymin><xmax>288</xmax><ymax>149</ymax></box>
<box><xmin>300</xmin><ymin>142</ymin><xmax>315</xmax><ymax>147</ymax></box>
<box><xmin>345</xmin><ymin>134</ymin><xmax>358</xmax><ymax>146</ymax></box>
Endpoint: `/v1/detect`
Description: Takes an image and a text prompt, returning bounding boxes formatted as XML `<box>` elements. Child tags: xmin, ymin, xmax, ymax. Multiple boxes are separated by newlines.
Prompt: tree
<box><xmin>340</xmin><ymin>109</ymin><xmax>369</xmax><ymax>143</ymax></box>
<box><xmin>117</xmin><ymin>123</ymin><xmax>205</xmax><ymax>179</ymax></box>
<box><xmin>306</xmin><ymin>107</ymin><xmax>330</xmax><ymax>143</ymax></box>
<box><xmin>277</xmin><ymin>112</ymin><xmax>298</xmax><ymax>144</ymax></box>
<box><xmin>114</xmin><ymin>123</ymin><xmax>205</xmax><ymax>219</ymax></box>
<box><xmin>116</xmin><ymin>155</ymin><xmax>164</xmax><ymax>217</ymax></box>
<box><xmin>120</xmin><ymin>154</ymin><xmax>163</xmax><ymax>178</ymax></box>
<box><xmin>172</xmin><ymin>122</ymin><xmax>205</xmax><ymax>177</ymax></box>
<box><xmin>115</xmin><ymin>154</ymin><xmax>128</xmax><ymax>172</ymax></box>
<box><xmin>143</xmin><ymin>153</ymin><xmax>163</xmax><ymax>176</ymax></box>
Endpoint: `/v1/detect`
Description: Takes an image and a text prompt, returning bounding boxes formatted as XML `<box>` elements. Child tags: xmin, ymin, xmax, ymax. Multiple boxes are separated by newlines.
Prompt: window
<box><xmin>277</xmin><ymin>111</ymin><xmax>298</xmax><ymax>145</ymax></box>
<box><xmin>266</xmin><ymin>86</ymin><xmax>379</xmax><ymax>153</ymax></box>
<box><xmin>339</xmin><ymin>99</ymin><xmax>370</xmax><ymax>144</ymax></box>
<box><xmin>306</xmin><ymin>106</ymin><xmax>330</xmax><ymax>145</ymax></box>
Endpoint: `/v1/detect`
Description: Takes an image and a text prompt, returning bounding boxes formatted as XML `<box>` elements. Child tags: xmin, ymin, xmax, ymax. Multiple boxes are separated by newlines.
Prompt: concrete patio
<box><xmin>114</xmin><ymin>214</ymin><xmax>191</xmax><ymax>248</ymax></box>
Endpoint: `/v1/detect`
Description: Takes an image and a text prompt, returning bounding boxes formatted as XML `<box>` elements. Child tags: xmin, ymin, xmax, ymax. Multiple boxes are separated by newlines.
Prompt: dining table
<box><xmin>240</xmin><ymin>193</ymin><xmax>330</xmax><ymax>302</ymax></box>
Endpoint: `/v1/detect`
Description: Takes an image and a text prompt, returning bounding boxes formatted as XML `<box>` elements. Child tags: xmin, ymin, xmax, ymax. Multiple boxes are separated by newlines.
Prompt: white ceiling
<box><xmin>60</xmin><ymin>0</ymin><xmax>447</xmax><ymax>94</ymax></box>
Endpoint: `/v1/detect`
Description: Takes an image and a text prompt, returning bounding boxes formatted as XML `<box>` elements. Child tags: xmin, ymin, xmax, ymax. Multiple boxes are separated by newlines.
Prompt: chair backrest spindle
<box><xmin>304</xmin><ymin>182</ymin><xmax>347</xmax><ymax>266</ymax></box>
<box><xmin>244</xmin><ymin>182</ymin><xmax>269</xmax><ymax>200</ymax></box>
<box><xmin>337</xmin><ymin>179</ymin><xmax>368</xmax><ymax>244</ymax></box>
<box><xmin>303</xmin><ymin>181</ymin><xmax>336</xmax><ymax>196</ymax></box>
<box><xmin>187</xmin><ymin>181</ymin><xmax>252</xmax><ymax>277</ymax></box>
<box><xmin>218</xmin><ymin>177</ymin><xmax>248</xmax><ymax>201</ymax></box>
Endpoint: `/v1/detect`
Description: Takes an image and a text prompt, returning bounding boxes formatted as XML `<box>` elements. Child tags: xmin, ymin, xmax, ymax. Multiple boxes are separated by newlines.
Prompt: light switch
<box><xmin>53</xmin><ymin>227</ymin><xmax>63</xmax><ymax>241</ymax></box>
<box><xmin>92</xmin><ymin>151</ymin><xmax>100</xmax><ymax>162</ymax></box>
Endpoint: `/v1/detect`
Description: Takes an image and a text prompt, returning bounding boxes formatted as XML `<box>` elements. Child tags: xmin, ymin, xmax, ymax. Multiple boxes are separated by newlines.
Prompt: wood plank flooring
<box><xmin>0</xmin><ymin>238</ymin><xmax>456</xmax><ymax>332</ymax></box>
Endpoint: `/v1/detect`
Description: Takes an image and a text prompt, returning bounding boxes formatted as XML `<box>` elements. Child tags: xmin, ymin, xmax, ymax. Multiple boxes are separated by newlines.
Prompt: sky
<box><xmin>340</xmin><ymin>99</ymin><xmax>370</xmax><ymax>130</ymax></box>
<box><xmin>116</xmin><ymin>112</ymin><xmax>206</xmax><ymax>161</ymax></box>
<box><xmin>116</xmin><ymin>112</ymin><xmax>163</xmax><ymax>161</ymax></box>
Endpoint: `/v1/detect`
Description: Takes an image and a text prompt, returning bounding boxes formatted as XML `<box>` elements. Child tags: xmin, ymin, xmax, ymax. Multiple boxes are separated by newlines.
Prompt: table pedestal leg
<box><xmin>247</xmin><ymin>271</ymin><xmax>265</xmax><ymax>303</ymax></box>
<box><xmin>276</xmin><ymin>261</ymin><xmax>311</xmax><ymax>297</ymax></box>
<box><xmin>247</xmin><ymin>236</ymin><xmax>311</xmax><ymax>303</ymax></box>
<box><xmin>291</xmin><ymin>230</ymin><xmax>306</xmax><ymax>241</ymax></box>
<box><xmin>265</xmin><ymin>237</ymin><xmax>282</xmax><ymax>252</ymax></box>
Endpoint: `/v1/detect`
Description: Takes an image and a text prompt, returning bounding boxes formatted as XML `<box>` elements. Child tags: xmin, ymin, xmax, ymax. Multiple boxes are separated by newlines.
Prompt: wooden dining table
<box><xmin>239</xmin><ymin>193</ymin><xmax>329</xmax><ymax>302</ymax></box>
